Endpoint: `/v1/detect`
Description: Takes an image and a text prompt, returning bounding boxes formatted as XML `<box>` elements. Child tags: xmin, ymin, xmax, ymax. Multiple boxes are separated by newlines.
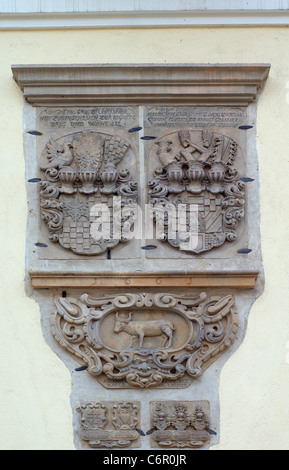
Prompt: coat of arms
<box><xmin>150</xmin><ymin>401</ymin><xmax>210</xmax><ymax>448</ymax></box>
<box><xmin>148</xmin><ymin>129</ymin><xmax>245</xmax><ymax>254</ymax></box>
<box><xmin>39</xmin><ymin>130</ymin><xmax>137</xmax><ymax>255</ymax></box>
<box><xmin>77</xmin><ymin>401</ymin><xmax>140</xmax><ymax>449</ymax></box>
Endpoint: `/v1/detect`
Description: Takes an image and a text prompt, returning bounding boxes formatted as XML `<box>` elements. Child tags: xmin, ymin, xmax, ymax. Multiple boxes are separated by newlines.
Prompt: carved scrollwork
<box><xmin>51</xmin><ymin>292</ymin><xmax>238</xmax><ymax>389</ymax></box>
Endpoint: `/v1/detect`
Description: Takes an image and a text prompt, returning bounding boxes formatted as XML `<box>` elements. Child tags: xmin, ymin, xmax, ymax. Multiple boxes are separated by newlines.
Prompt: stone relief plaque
<box><xmin>52</xmin><ymin>291</ymin><xmax>238</xmax><ymax>389</ymax></box>
<box><xmin>13</xmin><ymin>64</ymin><xmax>269</xmax><ymax>450</ymax></box>
<box><xmin>77</xmin><ymin>401</ymin><xmax>140</xmax><ymax>449</ymax></box>
<box><xmin>39</xmin><ymin>129</ymin><xmax>138</xmax><ymax>256</ymax></box>
<box><xmin>148</xmin><ymin>128</ymin><xmax>246</xmax><ymax>255</ymax></box>
<box><xmin>150</xmin><ymin>401</ymin><xmax>210</xmax><ymax>449</ymax></box>
<box><xmin>144</xmin><ymin>106</ymin><xmax>245</xmax><ymax>129</ymax></box>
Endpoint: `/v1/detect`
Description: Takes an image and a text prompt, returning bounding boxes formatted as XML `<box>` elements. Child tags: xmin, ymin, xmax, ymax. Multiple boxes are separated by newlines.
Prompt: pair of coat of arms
<box><xmin>39</xmin><ymin>128</ymin><xmax>245</xmax><ymax>256</ymax></box>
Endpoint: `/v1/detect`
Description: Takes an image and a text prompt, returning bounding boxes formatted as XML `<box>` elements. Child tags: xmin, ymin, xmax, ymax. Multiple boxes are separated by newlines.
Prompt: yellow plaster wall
<box><xmin>0</xmin><ymin>27</ymin><xmax>288</xmax><ymax>450</ymax></box>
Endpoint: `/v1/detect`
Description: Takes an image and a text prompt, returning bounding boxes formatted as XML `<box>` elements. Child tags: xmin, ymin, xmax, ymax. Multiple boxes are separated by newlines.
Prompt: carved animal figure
<box><xmin>113</xmin><ymin>312</ymin><xmax>175</xmax><ymax>349</ymax></box>
<box><xmin>40</xmin><ymin>140</ymin><xmax>73</xmax><ymax>170</ymax></box>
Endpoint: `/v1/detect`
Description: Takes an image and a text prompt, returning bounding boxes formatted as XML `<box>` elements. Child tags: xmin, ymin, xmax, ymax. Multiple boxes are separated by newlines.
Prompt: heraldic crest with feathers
<box><xmin>39</xmin><ymin>130</ymin><xmax>137</xmax><ymax>255</ymax></box>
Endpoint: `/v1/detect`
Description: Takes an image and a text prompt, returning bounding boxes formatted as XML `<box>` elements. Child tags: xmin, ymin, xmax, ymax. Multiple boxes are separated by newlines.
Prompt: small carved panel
<box><xmin>52</xmin><ymin>292</ymin><xmax>238</xmax><ymax>389</ymax></box>
<box><xmin>147</xmin><ymin>127</ymin><xmax>245</xmax><ymax>255</ymax></box>
<box><xmin>150</xmin><ymin>401</ymin><xmax>210</xmax><ymax>448</ymax></box>
<box><xmin>77</xmin><ymin>401</ymin><xmax>141</xmax><ymax>449</ymax></box>
<box><xmin>39</xmin><ymin>129</ymin><xmax>138</xmax><ymax>256</ymax></box>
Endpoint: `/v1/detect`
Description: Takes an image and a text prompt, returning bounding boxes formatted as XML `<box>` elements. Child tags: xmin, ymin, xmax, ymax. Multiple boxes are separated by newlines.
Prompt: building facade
<box><xmin>0</xmin><ymin>1</ymin><xmax>289</xmax><ymax>450</ymax></box>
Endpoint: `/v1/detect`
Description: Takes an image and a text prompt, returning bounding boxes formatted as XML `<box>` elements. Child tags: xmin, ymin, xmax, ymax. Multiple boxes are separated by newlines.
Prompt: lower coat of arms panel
<box><xmin>150</xmin><ymin>401</ymin><xmax>211</xmax><ymax>448</ymax></box>
<box><xmin>77</xmin><ymin>401</ymin><xmax>141</xmax><ymax>449</ymax></box>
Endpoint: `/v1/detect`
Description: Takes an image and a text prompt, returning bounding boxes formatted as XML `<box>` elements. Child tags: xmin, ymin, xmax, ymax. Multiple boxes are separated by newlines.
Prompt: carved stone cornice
<box><xmin>12</xmin><ymin>63</ymin><xmax>270</xmax><ymax>107</ymax></box>
<box><xmin>29</xmin><ymin>270</ymin><xmax>258</xmax><ymax>289</ymax></box>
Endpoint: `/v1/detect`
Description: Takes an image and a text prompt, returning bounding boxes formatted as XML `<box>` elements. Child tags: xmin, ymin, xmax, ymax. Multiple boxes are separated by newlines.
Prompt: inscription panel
<box><xmin>40</xmin><ymin>107</ymin><xmax>137</xmax><ymax>130</ymax></box>
<box><xmin>145</xmin><ymin>107</ymin><xmax>244</xmax><ymax>129</ymax></box>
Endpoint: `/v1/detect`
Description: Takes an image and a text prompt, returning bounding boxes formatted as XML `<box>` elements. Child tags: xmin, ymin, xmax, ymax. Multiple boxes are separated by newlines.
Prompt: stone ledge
<box><xmin>12</xmin><ymin>63</ymin><xmax>271</xmax><ymax>107</ymax></box>
<box><xmin>1</xmin><ymin>1</ymin><xmax>289</xmax><ymax>29</ymax></box>
<box><xmin>29</xmin><ymin>270</ymin><xmax>259</xmax><ymax>289</ymax></box>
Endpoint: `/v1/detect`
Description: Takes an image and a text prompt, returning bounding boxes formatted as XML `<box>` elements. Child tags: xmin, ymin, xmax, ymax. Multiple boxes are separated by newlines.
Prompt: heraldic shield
<box><xmin>148</xmin><ymin>129</ymin><xmax>246</xmax><ymax>254</ymax></box>
<box><xmin>39</xmin><ymin>130</ymin><xmax>138</xmax><ymax>256</ymax></box>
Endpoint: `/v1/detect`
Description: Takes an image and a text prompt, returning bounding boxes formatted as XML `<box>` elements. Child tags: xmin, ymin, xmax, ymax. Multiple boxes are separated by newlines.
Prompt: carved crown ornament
<box><xmin>52</xmin><ymin>291</ymin><xmax>238</xmax><ymax>389</ymax></box>
<box><xmin>39</xmin><ymin>130</ymin><xmax>137</xmax><ymax>255</ymax></box>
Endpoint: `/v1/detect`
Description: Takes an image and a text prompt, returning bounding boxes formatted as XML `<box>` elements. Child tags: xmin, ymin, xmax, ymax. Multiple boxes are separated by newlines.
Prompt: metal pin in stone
<box><xmin>240</xmin><ymin>177</ymin><xmax>254</xmax><ymax>182</ymax></box>
<box><xmin>75</xmin><ymin>366</ymin><xmax>88</xmax><ymax>372</ymax></box>
<box><xmin>28</xmin><ymin>178</ymin><xmax>42</xmax><ymax>183</ymax></box>
<box><xmin>206</xmin><ymin>428</ymin><xmax>217</xmax><ymax>435</ymax></box>
<box><xmin>27</xmin><ymin>130</ymin><xmax>43</xmax><ymax>135</ymax></box>
<box><xmin>128</xmin><ymin>127</ymin><xmax>142</xmax><ymax>133</ymax></box>
<box><xmin>146</xmin><ymin>428</ymin><xmax>155</xmax><ymax>435</ymax></box>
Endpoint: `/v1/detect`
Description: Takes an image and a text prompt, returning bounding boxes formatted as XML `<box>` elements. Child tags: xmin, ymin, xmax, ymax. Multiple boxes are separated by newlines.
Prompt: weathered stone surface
<box><xmin>144</xmin><ymin>106</ymin><xmax>245</xmax><ymax>129</ymax></box>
